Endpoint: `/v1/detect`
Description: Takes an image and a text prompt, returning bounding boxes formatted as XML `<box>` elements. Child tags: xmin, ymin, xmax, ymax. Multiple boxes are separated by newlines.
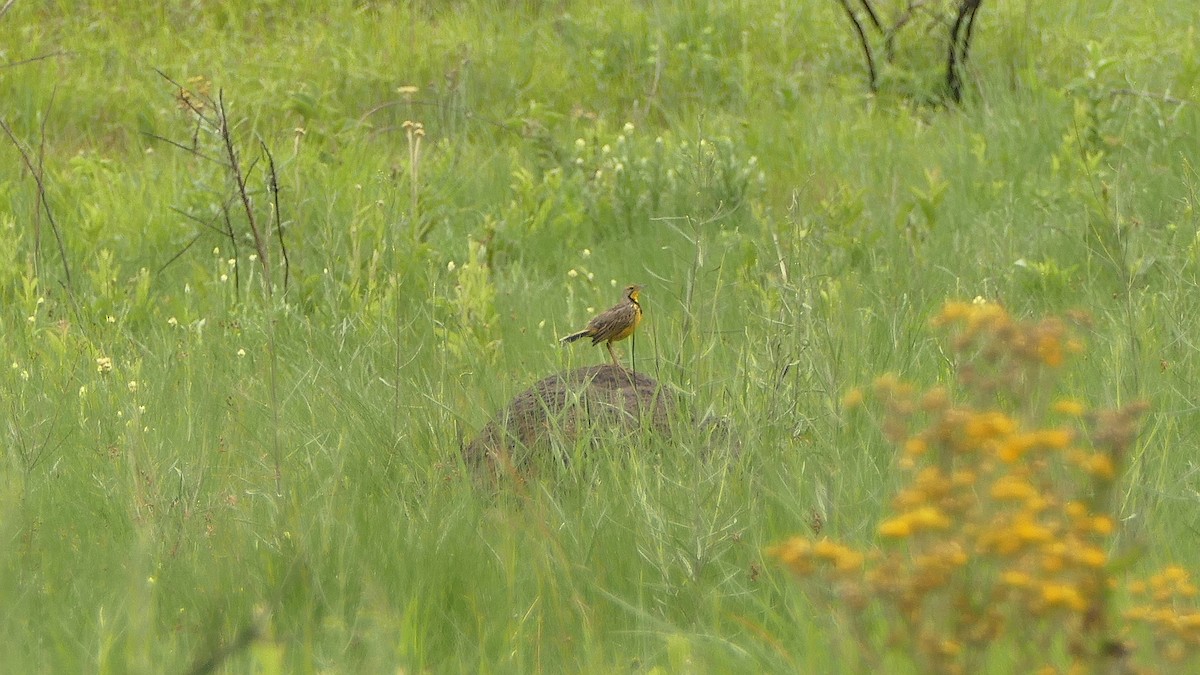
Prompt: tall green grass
<box><xmin>2</xmin><ymin>0</ymin><xmax>1199</xmax><ymax>671</ymax></box>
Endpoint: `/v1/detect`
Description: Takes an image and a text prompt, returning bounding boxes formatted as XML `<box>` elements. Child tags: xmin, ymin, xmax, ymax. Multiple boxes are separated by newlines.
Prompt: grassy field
<box><xmin>3</xmin><ymin>0</ymin><xmax>1200</xmax><ymax>671</ymax></box>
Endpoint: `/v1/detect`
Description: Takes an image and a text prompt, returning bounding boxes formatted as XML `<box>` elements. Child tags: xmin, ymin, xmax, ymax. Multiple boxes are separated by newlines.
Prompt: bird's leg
<box><xmin>606</xmin><ymin>341</ymin><xmax>622</xmax><ymax>367</ymax></box>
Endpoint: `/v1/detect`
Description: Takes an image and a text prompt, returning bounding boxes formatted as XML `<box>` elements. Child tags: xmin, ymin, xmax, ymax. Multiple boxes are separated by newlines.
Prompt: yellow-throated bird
<box><xmin>560</xmin><ymin>285</ymin><xmax>643</xmax><ymax>366</ymax></box>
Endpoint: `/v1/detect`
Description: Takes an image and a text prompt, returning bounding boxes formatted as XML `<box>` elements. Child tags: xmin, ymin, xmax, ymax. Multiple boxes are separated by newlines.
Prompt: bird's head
<box><xmin>624</xmin><ymin>284</ymin><xmax>643</xmax><ymax>303</ymax></box>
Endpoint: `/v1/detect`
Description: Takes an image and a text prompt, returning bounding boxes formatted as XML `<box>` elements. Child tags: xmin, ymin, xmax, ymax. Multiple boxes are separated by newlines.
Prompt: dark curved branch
<box><xmin>260</xmin><ymin>140</ymin><xmax>289</xmax><ymax>293</ymax></box>
<box><xmin>837</xmin><ymin>0</ymin><xmax>878</xmax><ymax>93</ymax></box>
<box><xmin>947</xmin><ymin>0</ymin><xmax>983</xmax><ymax>103</ymax></box>
<box><xmin>0</xmin><ymin>107</ymin><xmax>73</xmax><ymax>293</ymax></box>
<box><xmin>858</xmin><ymin>0</ymin><xmax>883</xmax><ymax>32</ymax></box>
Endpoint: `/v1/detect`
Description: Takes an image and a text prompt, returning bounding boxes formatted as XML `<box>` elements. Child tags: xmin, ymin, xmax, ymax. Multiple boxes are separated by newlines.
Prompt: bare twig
<box><xmin>837</xmin><ymin>0</ymin><xmax>878</xmax><ymax>93</ymax></box>
<box><xmin>220</xmin><ymin>203</ymin><xmax>240</xmax><ymax>298</ymax></box>
<box><xmin>155</xmin><ymin>231</ymin><xmax>206</xmax><ymax>276</ymax></box>
<box><xmin>154</xmin><ymin>68</ymin><xmax>218</xmax><ymax>128</ymax></box>
<box><xmin>260</xmin><ymin>140</ymin><xmax>289</xmax><ymax>293</ymax></box>
<box><xmin>216</xmin><ymin>90</ymin><xmax>272</xmax><ymax>293</ymax></box>
<box><xmin>169</xmin><ymin>202</ymin><xmax>237</xmax><ymax>238</ymax></box>
<box><xmin>140</xmin><ymin>131</ymin><xmax>224</xmax><ymax>165</ymax></box>
<box><xmin>186</xmin><ymin>621</ymin><xmax>263</xmax><ymax>675</ymax></box>
<box><xmin>1108</xmin><ymin>88</ymin><xmax>1194</xmax><ymax>107</ymax></box>
<box><xmin>153</xmin><ymin>72</ymin><xmax>286</xmax><ymax>293</ymax></box>
<box><xmin>883</xmin><ymin>0</ymin><xmax>932</xmax><ymax>61</ymax></box>
<box><xmin>947</xmin><ymin>0</ymin><xmax>983</xmax><ymax>103</ymax></box>
<box><xmin>0</xmin><ymin>112</ymin><xmax>73</xmax><ymax>292</ymax></box>
<box><xmin>857</xmin><ymin>0</ymin><xmax>883</xmax><ymax>32</ymax></box>
<box><xmin>1</xmin><ymin>51</ymin><xmax>70</xmax><ymax>69</ymax></box>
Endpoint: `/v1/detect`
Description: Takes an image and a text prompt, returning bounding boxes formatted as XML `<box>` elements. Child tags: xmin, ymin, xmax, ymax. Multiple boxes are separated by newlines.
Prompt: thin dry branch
<box><xmin>186</xmin><ymin>621</ymin><xmax>262</xmax><ymax>675</ymax></box>
<box><xmin>216</xmin><ymin>90</ymin><xmax>272</xmax><ymax>295</ymax></box>
<box><xmin>837</xmin><ymin>0</ymin><xmax>878</xmax><ymax>93</ymax></box>
<box><xmin>155</xmin><ymin>231</ymin><xmax>206</xmax><ymax>276</ymax></box>
<box><xmin>158</xmin><ymin>200</ymin><xmax>238</xmax><ymax>275</ymax></box>
<box><xmin>141</xmin><ymin>131</ymin><xmax>224</xmax><ymax>165</ymax></box>
<box><xmin>154</xmin><ymin>72</ymin><xmax>288</xmax><ymax>299</ymax></box>
<box><xmin>169</xmin><ymin>202</ymin><xmax>237</xmax><ymax>238</ymax></box>
<box><xmin>858</xmin><ymin>0</ymin><xmax>883</xmax><ymax>32</ymax></box>
<box><xmin>260</xmin><ymin>140</ymin><xmax>289</xmax><ymax>293</ymax></box>
<box><xmin>947</xmin><ymin>0</ymin><xmax>983</xmax><ymax>103</ymax></box>
<box><xmin>1108</xmin><ymin>88</ymin><xmax>1194</xmax><ymax>106</ymax></box>
<box><xmin>36</xmin><ymin>86</ymin><xmax>51</xmax><ymax>275</ymax></box>
<box><xmin>221</xmin><ymin>203</ymin><xmax>241</xmax><ymax>298</ymax></box>
<box><xmin>883</xmin><ymin>0</ymin><xmax>933</xmax><ymax>61</ymax></box>
<box><xmin>1</xmin><ymin>51</ymin><xmax>71</xmax><ymax>69</ymax></box>
<box><xmin>154</xmin><ymin>68</ymin><xmax>218</xmax><ymax>128</ymax></box>
<box><xmin>0</xmin><ymin>110</ymin><xmax>73</xmax><ymax>292</ymax></box>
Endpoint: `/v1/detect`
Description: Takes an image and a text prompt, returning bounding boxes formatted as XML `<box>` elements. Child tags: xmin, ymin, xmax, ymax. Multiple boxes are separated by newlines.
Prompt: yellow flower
<box><xmin>990</xmin><ymin>475</ymin><xmax>1039</xmax><ymax>501</ymax></box>
<box><xmin>1082</xmin><ymin>453</ymin><xmax>1116</xmax><ymax>480</ymax></box>
<box><xmin>1178</xmin><ymin>612</ymin><xmax>1200</xmax><ymax>630</ymax></box>
<box><xmin>997</xmin><ymin>433</ymin><xmax>1038</xmax><ymax>463</ymax></box>
<box><xmin>950</xmin><ymin>469</ymin><xmax>977</xmax><ymax>487</ymax></box>
<box><xmin>935</xmin><ymin>301</ymin><xmax>972</xmax><ymax>324</ymax></box>
<box><xmin>812</xmin><ymin>539</ymin><xmax>839</xmax><ymax>557</ymax></box>
<box><xmin>842</xmin><ymin>388</ymin><xmax>864</xmax><ymax>409</ymax></box>
<box><xmin>1072</xmin><ymin>546</ymin><xmax>1107</xmax><ymax>568</ymax></box>
<box><xmin>967</xmin><ymin>411</ymin><xmax>1017</xmax><ymax>444</ymax></box>
<box><xmin>1037</xmin><ymin>335</ymin><xmax>1064</xmax><ymax>367</ymax></box>
<box><xmin>1124</xmin><ymin>605</ymin><xmax>1151</xmax><ymax>620</ymax></box>
<box><xmin>1152</xmin><ymin>607</ymin><xmax>1177</xmax><ymax>625</ymax></box>
<box><xmin>1038</xmin><ymin>428</ymin><xmax>1073</xmax><ymax>449</ymax></box>
<box><xmin>767</xmin><ymin>537</ymin><xmax>813</xmax><ymax>575</ymax></box>
<box><xmin>1014</xmin><ymin>518</ymin><xmax>1054</xmax><ymax>544</ymax></box>
<box><xmin>813</xmin><ymin>539</ymin><xmax>865</xmax><ymax>572</ymax></box>
<box><xmin>1163</xmin><ymin>566</ymin><xmax>1191</xmax><ymax>584</ymax></box>
<box><xmin>904</xmin><ymin>437</ymin><xmax>929</xmax><ymax>457</ymax></box>
<box><xmin>910</xmin><ymin>506</ymin><xmax>952</xmax><ymax>530</ymax></box>
<box><xmin>914</xmin><ymin>467</ymin><xmax>951</xmax><ymax>500</ymax></box>
<box><xmin>1002</xmin><ymin>570</ymin><xmax>1032</xmax><ymax>587</ymax></box>
<box><xmin>921</xmin><ymin>387</ymin><xmax>949</xmax><ymax>411</ymax></box>
<box><xmin>1051</xmin><ymin>399</ymin><xmax>1086</xmax><ymax>416</ymax></box>
<box><xmin>891</xmin><ymin>487</ymin><xmax>926</xmax><ymax>511</ymax></box>
<box><xmin>872</xmin><ymin>373</ymin><xmax>901</xmax><ymax>392</ymax></box>
<box><xmin>1041</xmin><ymin>583</ymin><xmax>1087</xmax><ymax>611</ymax></box>
<box><xmin>879</xmin><ymin>518</ymin><xmax>912</xmax><ymax>538</ymax></box>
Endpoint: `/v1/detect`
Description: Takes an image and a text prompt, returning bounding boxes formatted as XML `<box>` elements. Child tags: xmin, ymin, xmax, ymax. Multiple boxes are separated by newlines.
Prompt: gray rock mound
<box><xmin>464</xmin><ymin>364</ymin><xmax>676</xmax><ymax>480</ymax></box>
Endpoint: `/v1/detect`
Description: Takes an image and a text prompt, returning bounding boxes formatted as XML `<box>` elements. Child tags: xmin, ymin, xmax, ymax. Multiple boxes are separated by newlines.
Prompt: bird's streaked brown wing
<box><xmin>586</xmin><ymin>303</ymin><xmax>637</xmax><ymax>344</ymax></box>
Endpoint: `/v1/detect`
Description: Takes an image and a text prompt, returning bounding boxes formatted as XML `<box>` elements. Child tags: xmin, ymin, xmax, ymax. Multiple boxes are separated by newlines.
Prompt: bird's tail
<box><xmin>560</xmin><ymin>330</ymin><xmax>590</xmax><ymax>343</ymax></box>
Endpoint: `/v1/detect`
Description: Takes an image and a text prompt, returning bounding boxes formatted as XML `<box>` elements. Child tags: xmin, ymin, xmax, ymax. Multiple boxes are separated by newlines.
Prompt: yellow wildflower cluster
<box><xmin>1124</xmin><ymin>566</ymin><xmax>1200</xmax><ymax>663</ymax></box>
<box><xmin>175</xmin><ymin>75</ymin><xmax>212</xmax><ymax>112</ymax></box>
<box><xmin>935</xmin><ymin>300</ymin><xmax>1082</xmax><ymax>370</ymax></box>
<box><xmin>769</xmin><ymin>537</ymin><xmax>866</xmax><ymax>577</ymax></box>
<box><xmin>771</xmin><ymin>301</ymin><xmax>1195</xmax><ymax>673</ymax></box>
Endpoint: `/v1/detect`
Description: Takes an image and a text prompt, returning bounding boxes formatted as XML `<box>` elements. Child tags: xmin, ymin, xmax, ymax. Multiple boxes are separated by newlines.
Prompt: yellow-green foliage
<box><xmin>771</xmin><ymin>301</ymin><xmax>1198</xmax><ymax>673</ymax></box>
<box><xmin>437</xmin><ymin>237</ymin><xmax>500</xmax><ymax>361</ymax></box>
